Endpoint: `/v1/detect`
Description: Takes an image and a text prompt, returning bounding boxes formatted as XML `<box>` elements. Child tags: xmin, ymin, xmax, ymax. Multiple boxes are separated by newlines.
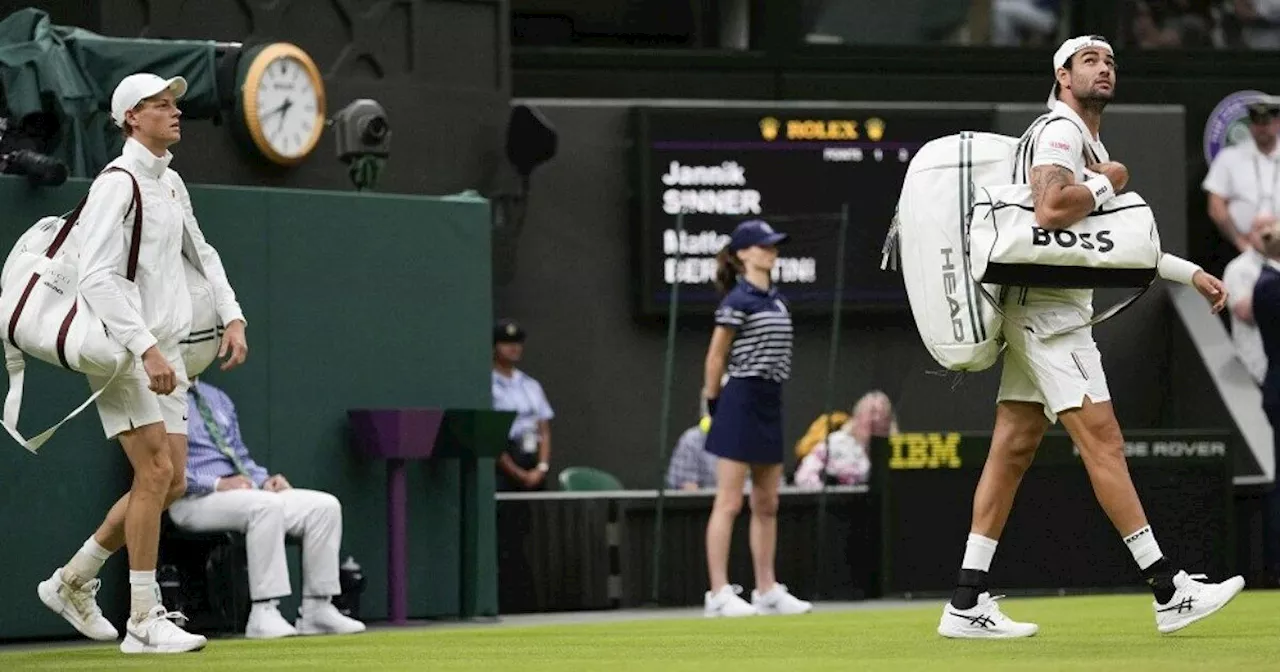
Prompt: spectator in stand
<box><xmin>793</xmin><ymin>391</ymin><xmax>898</xmax><ymax>489</ymax></box>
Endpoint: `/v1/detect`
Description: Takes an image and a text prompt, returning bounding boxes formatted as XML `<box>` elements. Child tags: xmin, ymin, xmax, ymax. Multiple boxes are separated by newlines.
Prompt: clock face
<box><xmin>253</xmin><ymin>55</ymin><xmax>323</xmax><ymax>160</ymax></box>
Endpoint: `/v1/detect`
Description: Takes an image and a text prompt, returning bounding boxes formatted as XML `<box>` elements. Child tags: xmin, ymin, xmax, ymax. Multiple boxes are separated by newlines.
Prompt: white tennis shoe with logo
<box><xmin>1153</xmin><ymin>571</ymin><xmax>1244</xmax><ymax>634</ymax></box>
<box><xmin>37</xmin><ymin>568</ymin><xmax>118</xmax><ymax>641</ymax></box>
<box><xmin>937</xmin><ymin>592</ymin><xmax>1039</xmax><ymax>639</ymax></box>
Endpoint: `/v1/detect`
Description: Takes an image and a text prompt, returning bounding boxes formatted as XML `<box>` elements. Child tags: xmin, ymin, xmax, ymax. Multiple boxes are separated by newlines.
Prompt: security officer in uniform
<box><xmin>1203</xmin><ymin>97</ymin><xmax>1280</xmax><ymax>255</ymax></box>
<box><xmin>491</xmin><ymin>319</ymin><xmax>555</xmax><ymax>492</ymax></box>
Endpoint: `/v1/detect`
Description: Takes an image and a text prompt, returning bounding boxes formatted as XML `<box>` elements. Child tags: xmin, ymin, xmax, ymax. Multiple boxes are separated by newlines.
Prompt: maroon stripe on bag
<box><xmin>55</xmin><ymin>303</ymin><xmax>77</xmax><ymax>370</ymax></box>
<box><xmin>7</xmin><ymin>273</ymin><xmax>41</xmax><ymax>349</ymax></box>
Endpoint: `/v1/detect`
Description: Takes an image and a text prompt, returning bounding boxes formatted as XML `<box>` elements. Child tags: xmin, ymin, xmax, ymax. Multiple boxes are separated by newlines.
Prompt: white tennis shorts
<box><xmin>87</xmin><ymin>339</ymin><xmax>190</xmax><ymax>439</ymax></box>
<box><xmin>996</xmin><ymin>303</ymin><xmax>1111</xmax><ymax>424</ymax></box>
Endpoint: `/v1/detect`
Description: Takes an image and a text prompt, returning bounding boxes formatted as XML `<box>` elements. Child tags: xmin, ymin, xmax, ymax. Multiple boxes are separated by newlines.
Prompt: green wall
<box><xmin>0</xmin><ymin>175</ymin><xmax>493</xmax><ymax>640</ymax></box>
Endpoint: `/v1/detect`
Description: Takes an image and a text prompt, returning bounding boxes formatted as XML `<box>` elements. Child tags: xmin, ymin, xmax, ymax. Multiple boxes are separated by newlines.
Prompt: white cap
<box><xmin>1047</xmin><ymin>35</ymin><xmax>1113</xmax><ymax>109</ymax></box>
<box><xmin>111</xmin><ymin>73</ymin><xmax>188</xmax><ymax>128</ymax></box>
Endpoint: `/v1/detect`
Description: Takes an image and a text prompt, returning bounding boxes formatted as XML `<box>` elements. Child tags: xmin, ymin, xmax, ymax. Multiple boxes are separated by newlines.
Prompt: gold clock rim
<box><xmin>241</xmin><ymin>42</ymin><xmax>327</xmax><ymax>166</ymax></box>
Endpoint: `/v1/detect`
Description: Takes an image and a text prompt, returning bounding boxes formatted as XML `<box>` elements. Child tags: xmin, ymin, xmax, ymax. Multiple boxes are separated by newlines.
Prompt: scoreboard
<box><xmin>633</xmin><ymin>105</ymin><xmax>996</xmax><ymax>315</ymax></box>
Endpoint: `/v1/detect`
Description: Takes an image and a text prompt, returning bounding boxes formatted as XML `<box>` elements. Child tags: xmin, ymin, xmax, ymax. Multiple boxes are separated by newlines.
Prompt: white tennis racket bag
<box><xmin>884</xmin><ymin>131</ymin><xmax>1015</xmax><ymax>372</ymax></box>
<box><xmin>178</xmin><ymin>254</ymin><xmax>224</xmax><ymax>378</ymax></box>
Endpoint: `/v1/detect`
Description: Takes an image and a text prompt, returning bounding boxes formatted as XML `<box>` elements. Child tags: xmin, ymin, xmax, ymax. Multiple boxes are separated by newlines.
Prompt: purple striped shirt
<box><xmin>183</xmin><ymin>380</ymin><xmax>269</xmax><ymax>497</ymax></box>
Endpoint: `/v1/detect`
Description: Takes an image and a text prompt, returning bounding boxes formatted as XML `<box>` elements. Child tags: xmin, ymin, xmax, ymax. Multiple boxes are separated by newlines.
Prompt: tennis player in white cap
<box><xmin>35</xmin><ymin>72</ymin><xmax>249</xmax><ymax>654</ymax></box>
<box><xmin>935</xmin><ymin>35</ymin><xmax>1243</xmax><ymax>639</ymax></box>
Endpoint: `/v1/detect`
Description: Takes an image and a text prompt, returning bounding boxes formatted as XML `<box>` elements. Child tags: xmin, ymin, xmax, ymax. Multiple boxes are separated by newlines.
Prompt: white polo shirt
<box><xmin>1202</xmin><ymin>140</ymin><xmax>1280</xmax><ymax>236</ymax></box>
<box><xmin>1223</xmin><ymin>248</ymin><xmax>1267</xmax><ymax>384</ymax></box>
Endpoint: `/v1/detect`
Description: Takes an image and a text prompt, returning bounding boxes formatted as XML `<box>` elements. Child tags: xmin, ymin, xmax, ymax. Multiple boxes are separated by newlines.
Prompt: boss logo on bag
<box><xmin>1031</xmin><ymin>227</ymin><xmax>1115</xmax><ymax>253</ymax></box>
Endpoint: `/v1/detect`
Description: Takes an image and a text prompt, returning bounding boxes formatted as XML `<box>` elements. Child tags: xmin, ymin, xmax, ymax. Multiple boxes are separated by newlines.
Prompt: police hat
<box><xmin>1247</xmin><ymin>98</ymin><xmax>1280</xmax><ymax>123</ymax></box>
<box><xmin>493</xmin><ymin>319</ymin><xmax>526</xmax><ymax>344</ymax></box>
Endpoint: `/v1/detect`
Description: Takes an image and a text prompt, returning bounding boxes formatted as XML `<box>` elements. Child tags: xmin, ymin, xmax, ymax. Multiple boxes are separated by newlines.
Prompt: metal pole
<box><xmin>813</xmin><ymin>204</ymin><xmax>849</xmax><ymax>600</ymax></box>
<box><xmin>649</xmin><ymin>211</ymin><xmax>685</xmax><ymax>605</ymax></box>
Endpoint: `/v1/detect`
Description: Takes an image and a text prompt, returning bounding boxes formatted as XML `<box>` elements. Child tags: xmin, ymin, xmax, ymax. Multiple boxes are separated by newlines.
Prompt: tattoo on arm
<box><xmin>1030</xmin><ymin>165</ymin><xmax>1072</xmax><ymax>211</ymax></box>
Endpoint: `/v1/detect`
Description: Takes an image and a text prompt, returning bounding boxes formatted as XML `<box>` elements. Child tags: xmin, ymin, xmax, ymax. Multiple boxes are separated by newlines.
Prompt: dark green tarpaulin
<box><xmin>0</xmin><ymin>8</ymin><xmax>220</xmax><ymax>177</ymax></box>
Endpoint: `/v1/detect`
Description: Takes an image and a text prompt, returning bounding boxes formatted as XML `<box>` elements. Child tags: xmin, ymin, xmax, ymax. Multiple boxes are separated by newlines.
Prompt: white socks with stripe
<box><xmin>1123</xmin><ymin>525</ymin><xmax>1163</xmax><ymax>571</ymax></box>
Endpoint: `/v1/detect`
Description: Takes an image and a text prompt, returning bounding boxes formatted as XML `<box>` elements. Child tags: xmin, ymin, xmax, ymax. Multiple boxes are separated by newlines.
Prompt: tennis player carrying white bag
<box><xmin>886</xmin><ymin>115</ymin><xmax>1214</xmax><ymax>372</ymax></box>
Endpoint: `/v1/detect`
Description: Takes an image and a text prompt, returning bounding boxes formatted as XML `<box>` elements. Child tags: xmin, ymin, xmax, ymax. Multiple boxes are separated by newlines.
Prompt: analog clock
<box><xmin>235</xmin><ymin>43</ymin><xmax>326</xmax><ymax>166</ymax></box>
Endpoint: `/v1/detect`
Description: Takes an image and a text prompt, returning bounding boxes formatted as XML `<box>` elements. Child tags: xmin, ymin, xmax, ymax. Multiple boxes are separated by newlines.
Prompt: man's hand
<box><xmin>1193</xmin><ymin>270</ymin><xmax>1228</xmax><ymax>314</ymax></box>
<box><xmin>521</xmin><ymin>468</ymin><xmax>545</xmax><ymax>489</ymax></box>
<box><xmin>263</xmin><ymin>474</ymin><xmax>291</xmax><ymax>492</ymax></box>
<box><xmin>1088</xmin><ymin>161</ymin><xmax>1130</xmax><ymax>192</ymax></box>
<box><xmin>216</xmin><ymin>475</ymin><xmax>254</xmax><ymax>491</ymax></box>
<box><xmin>142</xmin><ymin>346</ymin><xmax>176</xmax><ymax>395</ymax></box>
<box><xmin>219</xmin><ymin>320</ymin><xmax>249</xmax><ymax>371</ymax></box>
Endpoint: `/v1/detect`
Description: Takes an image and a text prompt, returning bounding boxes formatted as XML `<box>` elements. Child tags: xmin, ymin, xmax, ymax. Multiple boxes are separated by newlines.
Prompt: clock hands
<box><xmin>276</xmin><ymin>99</ymin><xmax>294</xmax><ymax>134</ymax></box>
<box><xmin>262</xmin><ymin>98</ymin><xmax>297</xmax><ymax>147</ymax></box>
<box><xmin>260</xmin><ymin>99</ymin><xmax>291</xmax><ymax>120</ymax></box>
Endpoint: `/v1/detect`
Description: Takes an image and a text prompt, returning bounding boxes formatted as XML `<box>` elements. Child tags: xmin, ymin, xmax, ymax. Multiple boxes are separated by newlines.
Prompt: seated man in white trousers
<box><xmin>168</xmin><ymin>379</ymin><xmax>365</xmax><ymax>639</ymax></box>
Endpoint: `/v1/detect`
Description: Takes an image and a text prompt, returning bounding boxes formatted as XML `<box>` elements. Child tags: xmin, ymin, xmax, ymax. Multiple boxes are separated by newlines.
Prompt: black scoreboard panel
<box><xmin>633</xmin><ymin>105</ymin><xmax>996</xmax><ymax>315</ymax></box>
<box><xmin>871</xmin><ymin>431</ymin><xmax>1233</xmax><ymax>595</ymax></box>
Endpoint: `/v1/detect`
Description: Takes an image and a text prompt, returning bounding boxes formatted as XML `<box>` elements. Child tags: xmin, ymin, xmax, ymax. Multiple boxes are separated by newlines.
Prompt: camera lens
<box><xmin>361</xmin><ymin>116</ymin><xmax>388</xmax><ymax>144</ymax></box>
<box><xmin>2</xmin><ymin>149</ymin><xmax>68</xmax><ymax>186</ymax></box>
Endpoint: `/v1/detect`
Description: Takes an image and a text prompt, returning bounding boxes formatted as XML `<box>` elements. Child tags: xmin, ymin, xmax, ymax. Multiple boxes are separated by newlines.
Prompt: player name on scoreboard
<box><xmin>660</xmin><ymin>161</ymin><xmax>763</xmax><ymax>216</ymax></box>
<box><xmin>661</xmin><ymin>228</ymin><xmax>818</xmax><ymax>285</ymax></box>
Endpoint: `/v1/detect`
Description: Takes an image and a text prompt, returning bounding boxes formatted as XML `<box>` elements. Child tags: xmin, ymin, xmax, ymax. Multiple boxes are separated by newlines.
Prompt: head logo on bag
<box><xmin>883</xmin><ymin>131</ymin><xmax>1014</xmax><ymax>371</ymax></box>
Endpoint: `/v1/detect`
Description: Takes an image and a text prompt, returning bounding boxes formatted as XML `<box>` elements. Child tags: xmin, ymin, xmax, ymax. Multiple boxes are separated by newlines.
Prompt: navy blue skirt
<box><xmin>705</xmin><ymin>377</ymin><xmax>784</xmax><ymax>465</ymax></box>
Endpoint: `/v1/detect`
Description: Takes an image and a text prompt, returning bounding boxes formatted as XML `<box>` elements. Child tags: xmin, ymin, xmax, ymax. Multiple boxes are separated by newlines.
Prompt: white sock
<box><xmin>129</xmin><ymin>570</ymin><xmax>161</xmax><ymax>622</ymax></box>
<box><xmin>62</xmin><ymin>536</ymin><xmax>113</xmax><ymax>587</ymax></box>
<box><xmin>303</xmin><ymin>596</ymin><xmax>331</xmax><ymax>612</ymax></box>
<box><xmin>1123</xmin><ymin>525</ymin><xmax>1164</xmax><ymax>570</ymax></box>
<box><xmin>960</xmin><ymin>533</ymin><xmax>998</xmax><ymax>572</ymax></box>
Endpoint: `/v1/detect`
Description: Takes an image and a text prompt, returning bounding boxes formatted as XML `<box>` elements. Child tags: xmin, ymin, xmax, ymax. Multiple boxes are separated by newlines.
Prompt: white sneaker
<box><xmin>37</xmin><ymin>568</ymin><xmax>118</xmax><ymax>641</ymax></box>
<box><xmin>119</xmin><ymin>605</ymin><xmax>207</xmax><ymax>654</ymax></box>
<box><xmin>937</xmin><ymin>592</ymin><xmax>1039</xmax><ymax>639</ymax></box>
<box><xmin>703</xmin><ymin>584</ymin><xmax>757</xmax><ymax>618</ymax></box>
<box><xmin>1154</xmin><ymin>571</ymin><xmax>1245</xmax><ymax>634</ymax></box>
<box><xmin>245</xmin><ymin>601</ymin><xmax>299</xmax><ymax>639</ymax></box>
<box><xmin>295</xmin><ymin>600</ymin><xmax>367</xmax><ymax>635</ymax></box>
<box><xmin>752</xmin><ymin>583</ymin><xmax>813</xmax><ymax>615</ymax></box>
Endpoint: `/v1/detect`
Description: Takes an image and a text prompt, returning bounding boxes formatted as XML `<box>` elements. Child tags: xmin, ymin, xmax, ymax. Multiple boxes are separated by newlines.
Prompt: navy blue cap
<box><xmin>493</xmin><ymin>319</ymin><xmax>526</xmax><ymax>344</ymax></box>
<box><xmin>728</xmin><ymin>219</ymin><xmax>789</xmax><ymax>252</ymax></box>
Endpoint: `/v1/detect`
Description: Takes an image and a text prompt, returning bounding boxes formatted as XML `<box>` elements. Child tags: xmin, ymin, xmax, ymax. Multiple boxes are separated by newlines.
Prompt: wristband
<box><xmin>536</xmin><ymin>462</ymin><xmax>549</xmax><ymax>473</ymax></box>
<box><xmin>1083</xmin><ymin>173</ymin><xmax>1115</xmax><ymax>210</ymax></box>
<box><xmin>1157</xmin><ymin>253</ymin><xmax>1201</xmax><ymax>286</ymax></box>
